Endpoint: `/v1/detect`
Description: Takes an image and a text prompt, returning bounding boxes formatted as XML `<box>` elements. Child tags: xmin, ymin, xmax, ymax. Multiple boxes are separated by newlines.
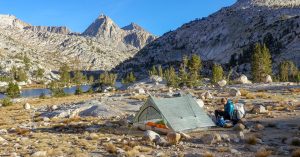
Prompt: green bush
<box><xmin>6</xmin><ymin>82</ymin><xmax>20</xmax><ymax>98</ymax></box>
<box><xmin>1</xmin><ymin>97</ymin><xmax>13</xmax><ymax>107</ymax></box>
<box><xmin>39</xmin><ymin>93</ymin><xmax>46</xmax><ymax>99</ymax></box>
<box><xmin>34</xmin><ymin>68</ymin><xmax>45</xmax><ymax>80</ymax></box>
<box><xmin>0</xmin><ymin>76</ymin><xmax>12</xmax><ymax>82</ymax></box>
<box><xmin>75</xmin><ymin>86</ymin><xmax>83</xmax><ymax>95</ymax></box>
<box><xmin>10</xmin><ymin>66</ymin><xmax>28</xmax><ymax>82</ymax></box>
<box><xmin>87</xmin><ymin>87</ymin><xmax>94</xmax><ymax>94</ymax></box>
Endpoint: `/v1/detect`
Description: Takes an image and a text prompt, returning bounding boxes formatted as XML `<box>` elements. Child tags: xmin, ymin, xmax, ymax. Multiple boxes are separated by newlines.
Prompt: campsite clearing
<box><xmin>0</xmin><ymin>82</ymin><xmax>299</xmax><ymax>156</ymax></box>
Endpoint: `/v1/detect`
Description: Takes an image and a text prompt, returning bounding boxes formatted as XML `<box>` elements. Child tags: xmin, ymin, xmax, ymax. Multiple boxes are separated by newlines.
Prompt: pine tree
<box><xmin>251</xmin><ymin>43</ymin><xmax>272</xmax><ymax>82</ymax></box>
<box><xmin>182</xmin><ymin>55</ymin><xmax>188</xmax><ymax>70</ymax></box>
<box><xmin>88</xmin><ymin>75</ymin><xmax>95</xmax><ymax>84</ymax></box>
<box><xmin>179</xmin><ymin>64</ymin><xmax>188</xmax><ymax>86</ymax></box>
<box><xmin>10</xmin><ymin>67</ymin><xmax>28</xmax><ymax>82</ymax></box>
<box><xmin>34</xmin><ymin>68</ymin><xmax>45</xmax><ymax>80</ymax></box>
<box><xmin>188</xmin><ymin>54</ymin><xmax>202</xmax><ymax>75</ymax></box>
<box><xmin>187</xmin><ymin>54</ymin><xmax>202</xmax><ymax>86</ymax></box>
<box><xmin>149</xmin><ymin>65</ymin><xmax>158</xmax><ymax>76</ymax></box>
<box><xmin>73</xmin><ymin>70</ymin><xmax>84</xmax><ymax>85</ymax></box>
<box><xmin>164</xmin><ymin>66</ymin><xmax>178</xmax><ymax>87</ymax></box>
<box><xmin>99</xmin><ymin>72</ymin><xmax>117</xmax><ymax>87</ymax></box>
<box><xmin>279</xmin><ymin>60</ymin><xmax>299</xmax><ymax>82</ymax></box>
<box><xmin>261</xmin><ymin>44</ymin><xmax>272</xmax><ymax>78</ymax></box>
<box><xmin>279</xmin><ymin>61</ymin><xmax>290</xmax><ymax>82</ymax></box>
<box><xmin>122</xmin><ymin>72</ymin><xmax>136</xmax><ymax>84</ymax></box>
<box><xmin>157</xmin><ymin>65</ymin><xmax>163</xmax><ymax>77</ymax></box>
<box><xmin>59</xmin><ymin>64</ymin><xmax>71</xmax><ymax>86</ymax></box>
<box><xmin>212</xmin><ymin>64</ymin><xmax>224</xmax><ymax>84</ymax></box>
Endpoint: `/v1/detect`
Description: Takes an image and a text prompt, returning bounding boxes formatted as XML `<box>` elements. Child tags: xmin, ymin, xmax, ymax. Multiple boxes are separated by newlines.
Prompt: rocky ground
<box><xmin>0</xmin><ymin>81</ymin><xmax>299</xmax><ymax>157</ymax></box>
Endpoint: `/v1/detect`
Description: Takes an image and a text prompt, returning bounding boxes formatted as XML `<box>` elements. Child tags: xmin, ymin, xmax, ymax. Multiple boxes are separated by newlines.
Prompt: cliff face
<box><xmin>115</xmin><ymin>0</ymin><xmax>300</xmax><ymax>75</ymax></box>
<box><xmin>24</xmin><ymin>26</ymin><xmax>71</xmax><ymax>34</ymax></box>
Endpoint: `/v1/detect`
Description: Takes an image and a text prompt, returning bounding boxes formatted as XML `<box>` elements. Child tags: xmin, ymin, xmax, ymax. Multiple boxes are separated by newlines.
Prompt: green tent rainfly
<box><xmin>134</xmin><ymin>94</ymin><xmax>215</xmax><ymax>132</ymax></box>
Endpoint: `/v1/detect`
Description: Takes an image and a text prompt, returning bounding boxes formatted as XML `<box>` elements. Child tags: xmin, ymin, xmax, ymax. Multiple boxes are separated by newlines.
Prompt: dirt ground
<box><xmin>0</xmin><ymin>84</ymin><xmax>299</xmax><ymax>157</ymax></box>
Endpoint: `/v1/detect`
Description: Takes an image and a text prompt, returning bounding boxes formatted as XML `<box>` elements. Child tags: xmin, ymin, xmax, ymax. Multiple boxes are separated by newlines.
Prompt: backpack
<box><xmin>233</xmin><ymin>103</ymin><xmax>246</xmax><ymax>120</ymax></box>
<box><xmin>225</xmin><ymin>100</ymin><xmax>235</xmax><ymax>118</ymax></box>
<box><xmin>216</xmin><ymin>116</ymin><xmax>226</xmax><ymax>127</ymax></box>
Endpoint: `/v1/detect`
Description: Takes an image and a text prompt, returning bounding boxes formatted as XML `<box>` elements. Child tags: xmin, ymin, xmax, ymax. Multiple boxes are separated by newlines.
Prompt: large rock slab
<box><xmin>41</xmin><ymin>100</ymin><xmax>122</xmax><ymax>119</ymax></box>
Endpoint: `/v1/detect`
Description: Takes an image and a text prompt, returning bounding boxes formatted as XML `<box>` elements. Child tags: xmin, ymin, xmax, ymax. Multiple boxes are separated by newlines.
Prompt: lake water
<box><xmin>0</xmin><ymin>85</ymin><xmax>91</xmax><ymax>99</ymax></box>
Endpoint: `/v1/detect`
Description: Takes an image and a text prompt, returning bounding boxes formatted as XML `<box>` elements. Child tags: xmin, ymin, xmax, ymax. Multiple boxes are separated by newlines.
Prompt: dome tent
<box><xmin>134</xmin><ymin>94</ymin><xmax>215</xmax><ymax>132</ymax></box>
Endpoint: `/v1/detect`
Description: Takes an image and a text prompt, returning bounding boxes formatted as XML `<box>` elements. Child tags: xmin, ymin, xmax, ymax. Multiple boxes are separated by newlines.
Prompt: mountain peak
<box><xmin>122</xmin><ymin>23</ymin><xmax>144</xmax><ymax>31</ymax></box>
<box><xmin>82</xmin><ymin>14</ymin><xmax>120</xmax><ymax>38</ymax></box>
<box><xmin>0</xmin><ymin>14</ymin><xmax>30</xmax><ymax>29</ymax></box>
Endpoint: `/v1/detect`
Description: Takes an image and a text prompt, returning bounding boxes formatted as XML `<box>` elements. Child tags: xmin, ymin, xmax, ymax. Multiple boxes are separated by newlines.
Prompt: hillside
<box><xmin>115</xmin><ymin>0</ymin><xmax>300</xmax><ymax>76</ymax></box>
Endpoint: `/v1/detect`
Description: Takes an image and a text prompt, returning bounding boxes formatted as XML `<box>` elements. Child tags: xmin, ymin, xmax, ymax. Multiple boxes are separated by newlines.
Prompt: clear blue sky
<box><xmin>0</xmin><ymin>0</ymin><xmax>236</xmax><ymax>35</ymax></box>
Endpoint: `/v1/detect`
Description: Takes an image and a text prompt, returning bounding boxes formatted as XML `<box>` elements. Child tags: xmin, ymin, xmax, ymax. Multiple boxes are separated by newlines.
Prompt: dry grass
<box><xmin>129</xmin><ymin>95</ymin><xmax>148</xmax><ymax>101</ymax></box>
<box><xmin>217</xmin><ymin>146</ymin><xmax>230</xmax><ymax>152</ymax></box>
<box><xmin>15</xmin><ymin>128</ymin><xmax>31</xmax><ymax>135</ymax></box>
<box><xmin>133</xmin><ymin>146</ymin><xmax>152</xmax><ymax>153</ymax></box>
<box><xmin>289</xmin><ymin>88</ymin><xmax>300</xmax><ymax>93</ymax></box>
<box><xmin>245</xmin><ymin>93</ymin><xmax>256</xmax><ymax>99</ymax></box>
<box><xmin>246</xmin><ymin>136</ymin><xmax>258</xmax><ymax>145</ymax></box>
<box><xmin>62</xmin><ymin>117</ymin><xmax>82</xmax><ymax>124</ymax></box>
<box><xmin>255</xmin><ymin>92</ymin><xmax>270</xmax><ymax>99</ymax></box>
<box><xmin>240</xmin><ymin>89</ymin><xmax>250</xmax><ymax>96</ymax></box>
<box><xmin>105</xmin><ymin>143</ymin><xmax>117</xmax><ymax>154</ymax></box>
<box><xmin>255</xmin><ymin>149</ymin><xmax>272</xmax><ymax>157</ymax></box>
<box><xmin>203</xmin><ymin>152</ymin><xmax>214</xmax><ymax>157</ymax></box>
<box><xmin>126</xmin><ymin>149</ymin><xmax>140</xmax><ymax>157</ymax></box>
<box><xmin>292</xmin><ymin>149</ymin><xmax>300</xmax><ymax>157</ymax></box>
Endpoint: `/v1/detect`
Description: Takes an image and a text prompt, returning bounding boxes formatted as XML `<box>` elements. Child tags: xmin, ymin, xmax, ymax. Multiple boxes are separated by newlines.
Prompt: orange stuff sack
<box><xmin>146</xmin><ymin>122</ymin><xmax>156</xmax><ymax>127</ymax></box>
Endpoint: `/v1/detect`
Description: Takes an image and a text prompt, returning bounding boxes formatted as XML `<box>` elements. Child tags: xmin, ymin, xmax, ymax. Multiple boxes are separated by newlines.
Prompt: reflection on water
<box><xmin>0</xmin><ymin>85</ymin><xmax>91</xmax><ymax>99</ymax></box>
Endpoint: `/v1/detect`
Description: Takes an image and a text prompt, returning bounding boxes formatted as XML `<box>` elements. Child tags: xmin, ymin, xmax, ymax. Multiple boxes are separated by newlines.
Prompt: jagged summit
<box><xmin>81</xmin><ymin>14</ymin><xmax>156</xmax><ymax>48</ymax></box>
<box><xmin>234</xmin><ymin>0</ymin><xmax>300</xmax><ymax>8</ymax></box>
<box><xmin>82</xmin><ymin>14</ymin><xmax>121</xmax><ymax>38</ymax></box>
<box><xmin>122</xmin><ymin>23</ymin><xmax>144</xmax><ymax>31</ymax></box>
<box><xmin>24</xmin><ymin>26</ymin><xmax>71</xmax><ymax>35</ymax></box>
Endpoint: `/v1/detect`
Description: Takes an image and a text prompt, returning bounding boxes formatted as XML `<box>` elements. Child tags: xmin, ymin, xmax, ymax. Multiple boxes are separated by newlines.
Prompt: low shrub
<box><xmin>246</xmin><ymin>136</ymin><xmax>258</xmax><ymax>145</ymax></box>
<box><xmin>292</xmin><ymin>149</ymin><xmax>300</xmax><ymax>157</ymax></box>
<box><xmin>1</xmin><ymin>97</ymin><xmax>13</xmax><ymax>107</ymax></box>
<box><xmin>75</xmin><ymin>86</ymin><xmax>83</xmax><ymax>95</ymax></box>
<box><xmin>255</xmin><ymin>149</ymin><xmax>272</xmax><ymax>157</ymax></box>
<box><xmin>291</xmin><ymin>138</ymin><xmax>300</xmax><ymax>146</ymax></box>
<box><xmin>39</xmin><ymin>93</ymin><xmax>46</xmax><ymax>99</ymax></box>
<box><xmin>105</xmin><ymin>143</ymin><xmax>117</xmax><ymax>154</ymax></box>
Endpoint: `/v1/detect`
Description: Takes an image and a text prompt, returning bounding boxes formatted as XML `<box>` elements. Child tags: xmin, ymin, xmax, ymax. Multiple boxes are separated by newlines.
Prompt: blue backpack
<box><xmin>225</xmin><ymin>100</ymin><xmax>235</xmax><ymax>118</ymax></box>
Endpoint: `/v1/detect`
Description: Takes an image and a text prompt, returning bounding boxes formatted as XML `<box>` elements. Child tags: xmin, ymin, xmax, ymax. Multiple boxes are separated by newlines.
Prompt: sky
<box><xmin>0</xmin><ymin>0</ymin><xmax>236</xmax><ymax>35</ymax></box>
